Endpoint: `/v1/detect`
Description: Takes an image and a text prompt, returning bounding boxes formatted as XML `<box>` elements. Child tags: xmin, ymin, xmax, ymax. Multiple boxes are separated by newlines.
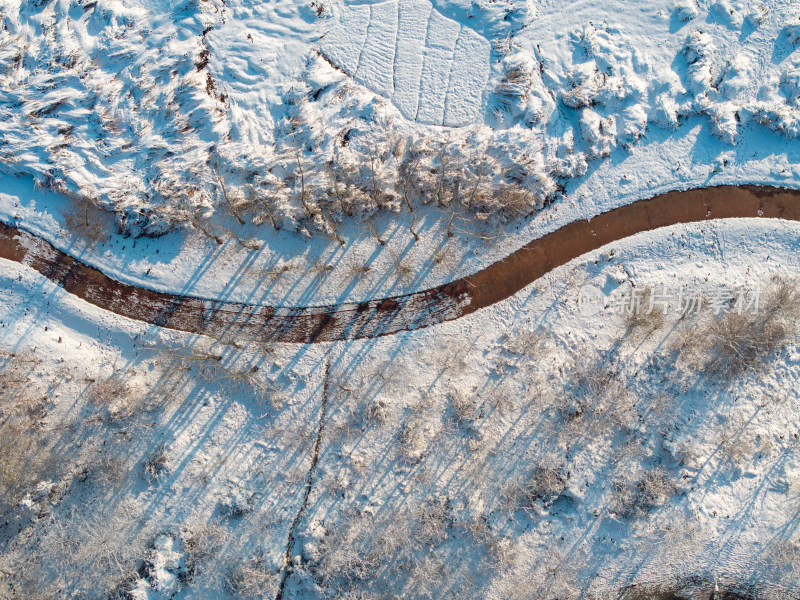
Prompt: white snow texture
<box><xmin>320</xmin><ymin>0</ymin><xmax>491</xmax><ymax>126</ymax></box>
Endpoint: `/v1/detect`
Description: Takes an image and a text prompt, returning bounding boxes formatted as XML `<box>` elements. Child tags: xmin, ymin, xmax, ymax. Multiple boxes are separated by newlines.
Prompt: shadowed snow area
<box><xmin>320</xmin><ymin>0</ymin><xmax>491</xmax><ymax>126</ymax></box>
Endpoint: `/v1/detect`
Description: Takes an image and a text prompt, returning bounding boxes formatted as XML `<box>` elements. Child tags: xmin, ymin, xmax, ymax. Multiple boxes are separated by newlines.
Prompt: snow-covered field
<box><xmin>2</xmin><ymin>217</ymin><xmax>800</xmax><ymax>599</ymax></box>
<box><xmin>1</xmin><ymin>0</ymin><xmax>800</xmax><ymax>598</ymax></box>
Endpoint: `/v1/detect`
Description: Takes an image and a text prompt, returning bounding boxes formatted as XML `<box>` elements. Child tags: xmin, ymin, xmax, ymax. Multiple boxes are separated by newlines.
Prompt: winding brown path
<box><xmin>1</xmin><ymin>185</ymin><xmax>799</xmax><ymax>343</ymax></box>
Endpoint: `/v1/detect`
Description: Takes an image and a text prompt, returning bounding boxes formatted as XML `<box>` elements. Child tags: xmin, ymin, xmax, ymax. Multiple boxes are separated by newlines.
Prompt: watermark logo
<box><xmin>577</xmin><ymin>283</ymin><xmax>762</xmax><ymax>317</ymax></box>
<box><xmin>578</xmin><ymin>285</ymin><xmax>608</xmax><ymax>316</ymax></box>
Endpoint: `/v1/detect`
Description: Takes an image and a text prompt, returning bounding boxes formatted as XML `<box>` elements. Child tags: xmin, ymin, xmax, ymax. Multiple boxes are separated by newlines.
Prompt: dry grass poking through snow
<box><xmin>62</xmin><ymin>199</ymin><xmax>111</xmax><ymax>247</ymax></box>
<box><xmin>674</xmin><ymin>277</ymin><xmax>800</xmax><ymax>379</ymax></box>
<box><xmin>0</xmin><ymin>351</ymin><xmax>55</xmax><ymax>514</ymax></box>
<box><xmin>610</xmin><ymin>466</ymin><xmax>678</xmax><ymax>519</ymax></box>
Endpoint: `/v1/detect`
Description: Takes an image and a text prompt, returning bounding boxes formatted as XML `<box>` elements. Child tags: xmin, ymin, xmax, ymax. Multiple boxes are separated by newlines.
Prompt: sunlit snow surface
<box><xmin>320</xmin><ymin>0</ymin><xmax>491</xmax><ymax>126</ymax></box>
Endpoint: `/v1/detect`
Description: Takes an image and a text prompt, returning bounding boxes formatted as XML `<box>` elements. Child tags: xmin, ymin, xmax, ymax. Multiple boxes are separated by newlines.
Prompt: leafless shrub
<box><xmin>79</xmin><ymin>453</ymin><xmax>131</xmax><ymax>490</ymax></box>
<box><xmin>717</xmin><ymin>424</ymin><xmax>757</xmax><ymax>468</ymax></box>
<box><xmin>556</xmin><ymin>394</ymin><xmax>585</xmax><ymax>425</ymax></box>
<box><xmin>0</xmin><ymin>420</ymin><xmax>52</xmax><ymax>512</ymax></box>
<box><xmin>84</xmin><ymin>373</ymin><xmax>151</xmax><ymax>421</ymax></box>
<box><xmin>389</xmin><ymin>252</ymin><xmax>414</xmax><ymax>285</ymax></box>
<box><xmin>411</xmin><ymin>495</ymin><xmax>453</xmax><ymax>546</ymax></box>
<box><xmin>501</xmin><ymin>464</ymin><xmax>568</xmax><ymax>512</ymax></box>
<box><xmin>203</xmin><ymin>362</ymin><xmax>277</xmax><ymax>405</ymax></box>
<box><xmin>431</xmin><ymin>243</ymin><xmax>458</xmax><ymax>272</ymax></box>
<box><xmin>182</xmin><ymin>520</ymin><xmax>229</xmax><ymax>585</ymax></box>
<box><xmin>313</xmin><ymin>497</ymin><xmax>454</xmax><ymax>592</ymax></box>
<box><xmin>86</xmin><ymin>375</ymin><xmax>130</xmax><ymax>406</ymax></box>
<box><xmin>495</xmin><ymin>185</ymin><xmax>539</xmax><ymax>220</ymax></box>
<box><xmin>224</xmin><ymin>554</ymin><xmax>279</xmax><ymax>599</ymax></box>
<box><xmin>561</xmin><ymin>362</ymin><xmax>638</xmax><ymax>438</ymax></box>
<box><xmin>676</xmin><ymin>278</ymin><xmax>800</xmax><ymax>379</ymax></box>
<box><xmin>361</xmin><ymin>217</ymin><xmax>387</xmax><ymax>246</ymax></box>
<box><xmin>156</xmin><ymin>342</ymin><xmax>279</xmax><ymax>406</ymax></box>
<box><xmin>305</xmin><ymin>256</ymin><xmax>334</xmax><ymax>281</ymax></box>
<box><xmin>448</xmin><ymin>386</ymin><xmax>482</xmax><ymax>426</ymax></box>
<box><xmin>527</xmin><ymin>466</ymin><xmax>569</xmax><ymax>506</ymax></box>
<box><xmin>246</xmin><ymin>261</ymin><xmax>296</xmax><ymax>285</ymax></box>
<box><xmin>705</xmin><ymin>310</ymin><xmax>786</xmax><ymax>377</ymax></box>
<box><xmin>344</xmin><ymin>256</ymin><xmax>372</xmax><ymax>285</ymax></box>
<box><xmin>51</xmin><ymin>510</ymin><xmax>144</xmax><ymax>597</ymax></box>
<box><xmin>571</xmin><ymin>362</ymin><xmax>616</xmax><ymax>398</ymax></box>
<box><xmin>623</xmin><ymin>286</ymin><xmax>665</xmax><ymax>335</ymax></box>
<box><xmin>398</xmin><ymin>415</ymin><xmax>436</xmax><ymax>464</ymax></box>
<box><xmin>484</xmin><ymin>536</ymin><xmax>517</xmax><ymax>574</ymax></box>
<box><xmin>195</xmin><ymin>215</ymin><xmax>262</xmax><ymax>250</ymax></box>
<box><xmin>212</xmin><ymin>157</ymin><xmax>247</xmax><ymax>226</ymax></box>
<box><xmin>491</xmin><ymin>545</ymin><xmax>581</xmax><ymax>600</ymax></box>
<box><xmin>483</xmin><ymin>385</ymin><xmax>516</xmax><ymax>414</ymax></box>
<box><xmin>63</xmin><ymin>199</ymin><xmax>110</xmax><ymax>246</ymax></box>
<box><xmin>313</xmin><ymin>510</ymin><xmax>388</xmax><ymax>584</ymax></box>
<box><xmin>611</xmin><ymin>466</ymin><xmax>677</xmax><ymax>519</ymax></box>
<box><xmin>343</xmin><ymin>398</ymin><xmax>389</xmax><ymax>435</ymax></box>
<box><xmin>143</xmin><ymin>445</ymin><xmax>170</xmax><ymax>483</ymax></box>
<box><xmin>502</xmin><ymin>329</ymin><xmax>547</xmax><ymax>356</ymax></box>
<box><xmin>494</xmin><ymin>64</ymin><xmax>534</xmax><ymax>116</ymax></box>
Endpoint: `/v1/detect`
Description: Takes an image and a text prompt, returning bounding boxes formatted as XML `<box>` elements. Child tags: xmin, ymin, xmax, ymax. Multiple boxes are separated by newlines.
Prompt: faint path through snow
<box><xmin>1</xmin><ymin>185</ymin><xmax>799</xmax><ymax>343</ymax></box>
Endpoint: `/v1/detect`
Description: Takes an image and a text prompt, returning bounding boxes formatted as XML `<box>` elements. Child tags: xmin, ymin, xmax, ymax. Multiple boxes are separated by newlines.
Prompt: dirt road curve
<box><xmin>1</xmin><ymin>185</ymin><xmax>799</xmax><ymax>343</ymax></box>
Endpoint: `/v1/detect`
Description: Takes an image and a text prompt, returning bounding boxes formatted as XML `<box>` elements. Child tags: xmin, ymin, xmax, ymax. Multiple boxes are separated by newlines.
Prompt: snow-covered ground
<box><xmin>1</xmin><ymin>0</ymin><xmax>800</xmax><ymax>598</ymax></box>
<box><xmin>2</xmin><ymin>217</ymin><xmax>800</xmax><ymax>598</ymax></box>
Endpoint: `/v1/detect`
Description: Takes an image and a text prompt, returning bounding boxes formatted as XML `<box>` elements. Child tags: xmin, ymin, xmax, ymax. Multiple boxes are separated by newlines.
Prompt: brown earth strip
<box><xmin>1</xmin><ymin>185</ymin><xmax>799</xmax><ymax>344</ymax></box>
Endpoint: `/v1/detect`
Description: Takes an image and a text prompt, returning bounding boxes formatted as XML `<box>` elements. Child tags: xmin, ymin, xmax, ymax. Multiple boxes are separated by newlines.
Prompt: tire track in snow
<box><xmin>1</xmin><ymin>185</ymin><xmax>799</xmax><ymax>343</ymax></box>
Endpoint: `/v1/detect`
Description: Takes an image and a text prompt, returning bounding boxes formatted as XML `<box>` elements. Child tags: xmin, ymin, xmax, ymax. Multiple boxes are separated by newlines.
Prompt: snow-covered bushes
<box><xmin>745</xmin><ymin>5</ymin><xmax>768</xmax><ymax>28</ymax></box>
<box><xmin>551</xmin><ymin>6</ymin><xmax>800</xmax><ymax>156</ymax></box>
<box><xmin>683</xmin><ymin>30</ymin><xmax>717</xmax><ymax>95</ymax></box>
<box><xmin>751</xmin><ymin>103</ymin><xmax>800</xmax><ymax>139</ymax></box>
<box><xmin>224</xmin><ymin>554</ymin><xmax>278</xmax><ymax>599</ymax></box>
<box><xmin>784</xmin><ymin>13</ymin><xmax>800</xmax><ymax>47</ymax></box>
<box><xmin>651</xmin><ymin>92</ymin><xmax>682</xmax><ymax>129</ymax></box>
<box><xmin>618</xmin><ymin>104</ymin><xmax>649</xmax><ymax>149</ymax></box>
<box><xmin>579</xmin><ymin>108</ymin><xmax>618</xmax><ymax>158</ymax></box>
<box><xmin>719</xmin><ymin>56</ymin><xmax>752</xmax><ymax>101</ymax></box>
<box><xmin>704</xmin><ymin>100</ymin><xmax>741</xmax><ymax>144</ymax></box>
<box><xmin>781</xmin><ymin>64</ymin><xmax>800</xmax><ymax>104</ymax></box>
<box><xmin>491</xmin><ymin>53</ymin><xmax>540</xmax><ymax>123</ymax></box>
<box><xmin>0</xmin><ymin>0</ymin><xmax>226</xmax><ymax>236</ymax></box>
<box><xmin>710</xmin><ymin>0</ymin><xmax>744</xmax><ymax>29</ymax></box>
<box><xmin>562</xmin><ymin>64</ymin><xmax>604</xmax><ymax>109</ymax></box>
<box><xmin>674</xmin><ymin>0</ymin><xmax>699</xmax><ymax>23</ymax></box>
